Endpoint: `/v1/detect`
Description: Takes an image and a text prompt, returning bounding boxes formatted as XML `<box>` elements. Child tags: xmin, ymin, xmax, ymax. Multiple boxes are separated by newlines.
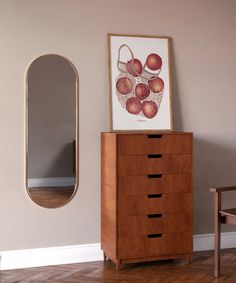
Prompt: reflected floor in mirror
<box><xmin>28</xmin><ymin>187</ymin><xmax>74</xmax><ymax>208</ymax></box>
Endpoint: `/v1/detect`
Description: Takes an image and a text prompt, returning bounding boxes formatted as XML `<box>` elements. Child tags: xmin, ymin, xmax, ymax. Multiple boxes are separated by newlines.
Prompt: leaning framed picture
<box><xmin>107</xmin><ymin>33</ymin><xmax>173</xmax><ymax>131</ymax></box>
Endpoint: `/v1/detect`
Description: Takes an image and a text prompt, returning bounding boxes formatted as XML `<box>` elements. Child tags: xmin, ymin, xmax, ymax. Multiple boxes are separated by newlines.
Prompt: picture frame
<box><xmin>107</xmin><ymin>33</ymin><xmax>173</xmax><ymax>131</ymax></box>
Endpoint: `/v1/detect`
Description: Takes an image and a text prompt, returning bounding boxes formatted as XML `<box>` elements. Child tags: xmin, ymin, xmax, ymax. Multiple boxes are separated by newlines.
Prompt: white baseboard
<box><xmin>1</xmin><ymin>232</ymin><xmax>236</xmax><ymax>270</ymax></box>
<box><xmin>0</xmin><ymin>243</ymin><xmax>103</xmax><ymax>270</ymax></box>
<box><xmin>193</xmin><ymin>231</ymin><xmax>236</xmax><ymax>251</ymax></box>
<box><xmin>28</xmin><ymin>177</ymin><xmax>76</xmax><ymax>188</ymax></box>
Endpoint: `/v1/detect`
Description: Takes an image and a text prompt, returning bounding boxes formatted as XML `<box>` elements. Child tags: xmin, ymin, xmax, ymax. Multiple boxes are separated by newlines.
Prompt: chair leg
<box><xmin>214</xmin><ymin>192</ymin><xmax>221</xmax><ymax>277</ymax></box>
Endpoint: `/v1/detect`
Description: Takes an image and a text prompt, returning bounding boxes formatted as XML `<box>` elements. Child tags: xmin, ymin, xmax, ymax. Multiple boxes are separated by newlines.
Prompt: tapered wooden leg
<box><xmin>103</xmin><ymin>252</ymin><xmax>107</xmax><ymax>263</ymax></box>
<box><xmin>186</xmin><ymin>254</ymin><xmax>191</xmax><ymax>264</ymax></box>
<box><xmin>214</xmin><ymin>192</ymin><xmax>221</xmax><ymax>277</ymax></box>
<box><xmin>116</xmin><ymin>260</ymin><xmax>121</xmax><ymax>271</ymax></box>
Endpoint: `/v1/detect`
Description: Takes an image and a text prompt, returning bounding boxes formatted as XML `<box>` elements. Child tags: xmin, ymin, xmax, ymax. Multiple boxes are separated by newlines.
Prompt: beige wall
<box><xmin>28</xmin><ymin>55</ymin><xmax>76</xmax><ymax>179</ymax></box>
<box><xmin>0</xmin><ymin>0</ymin><xmax>236</xmax><ymax>250</ymax></box>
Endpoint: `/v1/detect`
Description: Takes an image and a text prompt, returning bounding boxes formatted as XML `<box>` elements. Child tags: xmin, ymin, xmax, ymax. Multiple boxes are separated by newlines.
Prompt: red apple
<box><xmin>116</xmin><ymin>77</ymin><xmax>133</xmax><ymax>95</ymax></box>
<box><xmin>146</xmin><ymin>53</ymin><xmax>162</xmax><ymax>70</ymax></box>
<box><xmin>142</xmin><ymin>101</ymin><xmax>158</xmax><ymax>119</ymax></box>
<box><xmin>135</xmin><ymin>83</ymin><xmax>150</xmax><ymax>100</ymax></box>
<box><xmin>148</xmin><ymin>77</ymin><xmax>164</xmax><ymax>93</ymax></box>
<box><xmin>126</xmin><ymin>58</ymin><xmax>142</xmax><ymax>77</ymax></box>
<box><xmin>126</xmin><ymin>97</ymin><xmax>141</xmax><ymax>114</ymax></box>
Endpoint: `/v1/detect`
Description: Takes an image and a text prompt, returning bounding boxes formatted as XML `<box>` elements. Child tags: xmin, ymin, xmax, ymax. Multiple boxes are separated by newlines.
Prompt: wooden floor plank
<box><xmin>1</xmin><ymin>249</ymin><xmax>236</xmax><ymax>282</ymax></box>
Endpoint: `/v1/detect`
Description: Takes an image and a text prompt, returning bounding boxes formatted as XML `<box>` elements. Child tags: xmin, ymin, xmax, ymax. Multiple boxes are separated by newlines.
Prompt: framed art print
<box><xmin>107</xmin><ymin>34</ymin><xmax>173</xmax><ymax>131</ymax></box>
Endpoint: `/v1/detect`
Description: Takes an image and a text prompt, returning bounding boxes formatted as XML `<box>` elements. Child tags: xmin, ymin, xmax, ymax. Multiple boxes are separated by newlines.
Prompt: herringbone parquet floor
<box><xmin>1</xmin><ymin>249</ymin><xmax>236</xmax><ymax>283</ymax></box>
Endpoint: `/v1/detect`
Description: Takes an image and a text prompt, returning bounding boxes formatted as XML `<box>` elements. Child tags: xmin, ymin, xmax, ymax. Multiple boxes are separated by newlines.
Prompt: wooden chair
<box><xmin>210</xmin><ymin>186</ymin><xmax>236</xmax><ymax>277</ymax></box>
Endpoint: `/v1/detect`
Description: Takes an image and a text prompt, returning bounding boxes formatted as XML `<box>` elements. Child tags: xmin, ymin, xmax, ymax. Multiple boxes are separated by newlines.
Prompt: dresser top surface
<box><xmin>101</xmin><ymin>131</ymin><xmax>193</xmax><ymax>136</ymax></box>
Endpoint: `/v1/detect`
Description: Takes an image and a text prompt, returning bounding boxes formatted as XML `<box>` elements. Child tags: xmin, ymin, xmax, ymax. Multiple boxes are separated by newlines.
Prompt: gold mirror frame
<box><xmin>25</xmin><ymin>54</ymin><xmax>79</xmax><ymax>208</ymax></box>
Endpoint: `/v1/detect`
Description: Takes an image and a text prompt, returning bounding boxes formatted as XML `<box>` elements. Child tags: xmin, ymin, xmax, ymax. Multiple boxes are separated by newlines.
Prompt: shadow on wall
<box><xmin>168</xmin><ymin>42</ymin><xmax>236</xmax><ymax>235</ymax></box>
<box><xmin>169</xmin><ymin>40</ymin><xmax>183</xmax><ymax>131</ymax></box>
<box><xmin>46</xmin><ymin>142</ymin><xmax>75</xmax><ymax>178</ymax></box>
<box><xmin>194</xmin><ymin>137</ymin><xmax>236</xmax><ymax>234</ymax></box>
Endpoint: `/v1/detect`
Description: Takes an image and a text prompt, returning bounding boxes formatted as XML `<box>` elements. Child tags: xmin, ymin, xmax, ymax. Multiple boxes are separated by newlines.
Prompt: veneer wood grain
<box><xmin>118</xmin><ymin>154</ymin><xmax>192</xmax><ymax>176</ymax></box>
<box><xmin>118</xmin><ymin>193</ymin><xmax>192</xmax><ymax>216</ymax></box>
<box><xmin>101</xmin><ymin>132</ymin><xmax>193</xmax><ymax>270</ymax></box>
<box><xmin>119</xmin><ymin>232</ymin><xmax>192</xmax><ymax>259</ymax></box>
<box><xmin>118</xmin><ymin>213</ymin><xmax>192</xmax><ymax>237</ymax></box>
<box><xmin>118</xmin><ymin>173</ymin><xmax>192</xmax><ymax>195</ymax></box>
<box><xmin>101</xmin><ymin>133</ymin><xmax>117</xmax><ymax>260</ymax></box>
<box><xmin>118</xmin><ymin>133</ymin><xmax>192</xmax><ymax>155</ymax></box>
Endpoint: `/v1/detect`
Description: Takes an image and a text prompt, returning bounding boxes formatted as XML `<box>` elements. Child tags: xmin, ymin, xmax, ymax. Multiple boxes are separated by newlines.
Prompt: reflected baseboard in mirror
<box><xmin>25</xmin><ymin>54</ymin><xmax>79</xmax><ymax>208</ymax></box>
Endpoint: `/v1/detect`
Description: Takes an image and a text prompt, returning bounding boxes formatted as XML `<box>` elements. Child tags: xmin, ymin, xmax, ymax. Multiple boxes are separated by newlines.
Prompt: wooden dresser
<box><xmin>101</xmin><ymin>131</ymin><xmax>193</xmax><ymax>270</ymax></box>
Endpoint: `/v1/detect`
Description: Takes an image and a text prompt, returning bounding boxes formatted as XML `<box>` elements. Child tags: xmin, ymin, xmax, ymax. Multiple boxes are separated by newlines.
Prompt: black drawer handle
<box><xmin>147</xmin><ymin>194</ymin><xmax>162</xmax><ymax>198</ymax></box>
<box><xmin>147</xmin><ymin>234</ymin><xmax>162</xmax><ymax>238</ymax></box>
<box><xmin>147</xmin><ymin>134</ymin><xmax>163</xmax><ymax>139</ymax></box>
<box><xmin>147</xmin><ymin>214</ymin><xmax>162</xmax><ymax>218</ymax></box>
<box><xmin>147</xmin><ymin>174</ymin><xmax>162</xmax><ymax>179</ymax></box>
<box><xmin>147</xmin><ymin>154</ymin><xmax>162</xmax><ymax>159</ymax></box>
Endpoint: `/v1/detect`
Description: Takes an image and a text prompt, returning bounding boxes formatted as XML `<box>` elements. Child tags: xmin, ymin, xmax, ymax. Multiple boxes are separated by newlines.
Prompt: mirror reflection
<box><xmin>26</xmin><ymin>54</ymin><xmax>78</xmax><ymax>208</ymax></box>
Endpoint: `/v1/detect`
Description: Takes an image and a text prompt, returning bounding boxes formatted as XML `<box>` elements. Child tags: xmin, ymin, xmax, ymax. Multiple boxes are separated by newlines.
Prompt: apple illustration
<box><xmin>142</xmin><ymin>101</ymin><xmax>158</xmax><ymax>119</ymax></box>
<box><xmin>135</xmin><ymin>83</ymin><xmax>150</xmax><ymax>100</ymax></box>
<box><xmin>126</xmin><ymin>58</ymin><xmax>142</xmax><ymax>77</ymax></box>
<box><xmin>116</xmin><ymin>77</ymin><xmax>133</xmax><ymax>95</ymax></box>
<box><xmin>148</xmin><ymin>77</ymin><xmax>164</xmax><ymax>93</ymax></box>
<box><xmin>126</xmin><ymin>97</ymin><xmax>141</xmax><ymax>114</ymax></box>
<box><xmin>146</xmin><ymin>53</ymin><xmax>162</xmax><ymax>71</ymax></box>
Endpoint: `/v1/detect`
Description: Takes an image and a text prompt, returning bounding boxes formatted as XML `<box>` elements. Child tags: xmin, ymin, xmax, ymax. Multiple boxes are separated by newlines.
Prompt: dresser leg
<box><xmin>103</xmin><ymin>252</ymin><xmax>107</xmax><ymax>263</ymax></box>
<box><xmin>186</xmin><ymin>254</ymin><xmax>191</xmax><ymax>264</ymax></box>
<box><xmin>116</xmin><ymin>260</ymin><xmax>121</xmax><ymax>271</ymax></box>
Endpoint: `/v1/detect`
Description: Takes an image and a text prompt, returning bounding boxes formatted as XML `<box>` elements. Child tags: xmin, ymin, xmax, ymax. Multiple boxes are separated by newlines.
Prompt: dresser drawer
<box><xmin>118</xmin><ymin>154</ymin><xmax>192</xmax><ymax>176</ymax></box>
<box><xmin>164</xmin><ymin>213</ymin><xmax>192</xmax><ymax>233</ymax></box>
<box><xmin>119</xmin><ymin>195</ymin><xmax>163</xmax><ymax>216</ymax></box>
<box><xmin>118</xmin><ymin>174</ymin><xmax>192</xmax><ymax>196</ymax></box>
<box><xmin>118</xmin><ymin>232</ymin><xmax>192</xmax><ymax>259</ymax></box>
<box><xmin>148</xmin><ymin>232</ymin><xmax>192</xmax><ymax>257</ymax></box>
<box><xmin>118</xmin><ymin>134</ymin><xmax>192</xmax><ymax>155</ymax></box>
<box><xmin>164</xmin><ymin>154</ymin><xmax>192</xmax><ymax>174</ymax></box>
<box><xmin>118</xmin><ymin>193</ymin><xmax>192</xmax><ymax>216</ymax></box>
<box><xmin>118</xmin><ymin>236</ymin><xmax>148</xmax><ymax>258</ymax></box>
<box><xmin>119</xmin><ymin>215</ymin><xmax>164</xmax><ymax>237</ymax></box>
<box><xmin>118</xmin><ymin>155</ymin><xmax>163</xmax><ymax>176</ymax></box>
<box><xmin>164</xmin><ymin>193</ymin><xmax>192</xmax><ymax>213</ymax></box>
<box><xmin>119</xmin><ymin>213</ymin><xmax>192</xmax><ymax>237</ymax></box>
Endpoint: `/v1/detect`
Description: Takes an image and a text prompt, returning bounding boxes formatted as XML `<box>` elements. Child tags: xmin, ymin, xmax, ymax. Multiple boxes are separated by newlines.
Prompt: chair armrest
<box><xmin>209</xmin><ymin>186</ymin><xmax>236</xmax><ymax>193</ymax></box>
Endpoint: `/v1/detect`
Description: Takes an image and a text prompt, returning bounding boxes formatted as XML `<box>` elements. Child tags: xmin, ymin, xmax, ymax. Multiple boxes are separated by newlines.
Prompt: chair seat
<box><xmin>220</xmin><ymin>209</ymin><xmax>236</xmax><ymax>224</ymax></box>
<box><xmin>220</xmin><ymin>208</ymin><xmax>236</xmax><ymax>217</ymax></box>
<box><xmin>209</xmin><ymin>186</ymin><xmax>236</xmax><ymax>277</ymax></box>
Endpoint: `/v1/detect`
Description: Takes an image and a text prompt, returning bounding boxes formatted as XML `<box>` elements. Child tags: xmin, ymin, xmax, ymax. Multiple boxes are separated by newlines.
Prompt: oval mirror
<box><xmin>25</xmin><ymin>54</ymin><xmax>79</xmax><ymax>208</ymax></box>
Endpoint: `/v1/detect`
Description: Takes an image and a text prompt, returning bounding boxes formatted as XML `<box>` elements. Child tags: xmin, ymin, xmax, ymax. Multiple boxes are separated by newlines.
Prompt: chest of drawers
<box><xmin>101</xmin><ymin>132</ymin><xmax>193</xmax><ymax>270</ymax></box>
